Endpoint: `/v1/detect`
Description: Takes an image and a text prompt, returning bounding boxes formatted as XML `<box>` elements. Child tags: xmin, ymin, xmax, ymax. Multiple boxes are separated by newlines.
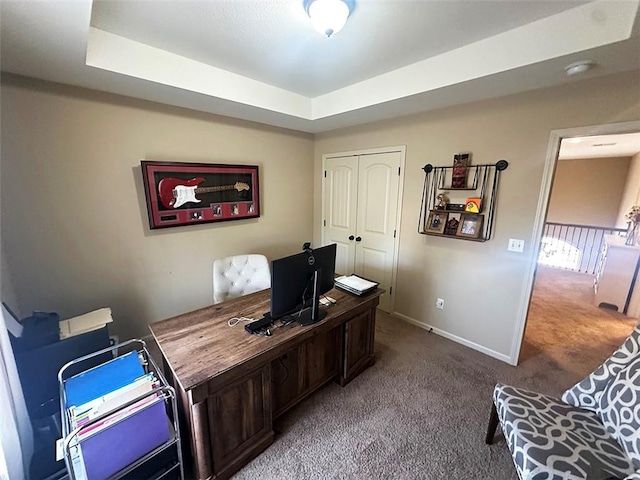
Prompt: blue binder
<box><xmin>64</xmin><ymin>351</ymin><xmax>144</xmax><ymax>408</ymax></box>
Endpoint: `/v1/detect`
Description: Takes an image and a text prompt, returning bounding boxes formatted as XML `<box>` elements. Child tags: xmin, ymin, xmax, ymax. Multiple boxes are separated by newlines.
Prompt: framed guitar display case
<box><xmin>141</xmin><ymin>161</ymin><xmax>260</xmax><ymax>229</ymax></box>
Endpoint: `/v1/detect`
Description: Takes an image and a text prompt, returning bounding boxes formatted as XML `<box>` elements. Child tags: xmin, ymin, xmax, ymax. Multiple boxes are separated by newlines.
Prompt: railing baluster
<box><xmin>585</xmin><ymin>228</ymin><xmax>595</xmax><ymax>274</ymax></box>
<box><xmin>577</xmin><ymin>227</ymin><xmax>585</xmax><ymax>272</ymax></box>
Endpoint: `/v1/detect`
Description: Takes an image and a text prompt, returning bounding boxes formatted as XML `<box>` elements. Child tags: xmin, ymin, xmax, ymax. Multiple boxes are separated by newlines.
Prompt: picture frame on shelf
<box><xmin>141</xmin><ymin>160</ymin><xmax>260</xmax><ymax>230</ymax></box>
<box><xmin>444</xmin><ymin>212</ymin><xmax>461</xmax><ymax>236</ymax></box>
<box><xmin>456</xmin><ymin>213</ymin><xmax>484</xmax><ymax>238</ymax></box>
<box><xmin>425</xmin><ymin>210</ymin><xmax>446</xmax><ymax>234</ymax></box>
<box><xmin>452</xmin><ymin>153</ymin><xmax>471</xmax><ymax>188</ymax></box>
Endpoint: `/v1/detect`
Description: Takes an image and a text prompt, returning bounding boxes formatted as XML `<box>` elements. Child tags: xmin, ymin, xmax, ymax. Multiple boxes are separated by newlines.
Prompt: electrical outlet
<box><xmin>508</xmin><ymin>238</ymin><xmax>525</xmax><ymax>253</ymax></box>
<box><xmin>436</xmin><ymin>298</ymin><xmax>444</xmax><ymax>310</ymax></box>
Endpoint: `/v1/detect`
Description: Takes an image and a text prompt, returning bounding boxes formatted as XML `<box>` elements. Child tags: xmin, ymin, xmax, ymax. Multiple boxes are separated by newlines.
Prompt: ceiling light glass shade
<box><xmin>307</xmin><ymin>0</ymin><xmax>351</xmax><ymax>37</ymax></box>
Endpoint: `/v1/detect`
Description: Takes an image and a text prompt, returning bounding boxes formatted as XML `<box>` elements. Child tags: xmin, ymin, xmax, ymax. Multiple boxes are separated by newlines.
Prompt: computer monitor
<box><xmin>269</xmin><ymin>243</ymin><xmax>337</xmax><ymax>325</ymax></box>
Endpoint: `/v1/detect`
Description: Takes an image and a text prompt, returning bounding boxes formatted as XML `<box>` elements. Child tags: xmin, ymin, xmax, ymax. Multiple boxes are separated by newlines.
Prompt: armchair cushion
<box><xmin>562</xmin><ymin>326</ymin><xmax>640</xmax><ymax>412</ymax></box>
<box><xmin>493</xmin><ymin>383</ymin><xmax>636</xmax><ymax>480</ymax></box>
<box><xmin>597</xmin><ymin>356</ymin><xmax>640</xmax><ymax>470</ymax></box>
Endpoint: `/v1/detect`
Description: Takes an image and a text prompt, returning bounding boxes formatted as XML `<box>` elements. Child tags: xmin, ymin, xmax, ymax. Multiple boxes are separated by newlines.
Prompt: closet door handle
<box><xmin>355</xmin><ymin>236</ymin><xmax>362</xmax><ymax>242</ymax></box>
<box><xmin>348</xmin><ymin>235</ymin><xmax>355</xmax><ymax>241</ymax></box>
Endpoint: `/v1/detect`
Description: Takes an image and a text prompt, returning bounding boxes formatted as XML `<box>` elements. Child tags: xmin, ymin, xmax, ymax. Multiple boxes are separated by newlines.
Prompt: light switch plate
<box><xmin>508</xmin><ymin>238</ymin><xmax>525</xmax><ymax>253</ymax></box>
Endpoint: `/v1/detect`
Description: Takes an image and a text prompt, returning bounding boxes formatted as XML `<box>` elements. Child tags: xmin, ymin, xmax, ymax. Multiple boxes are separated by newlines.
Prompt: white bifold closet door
<box><xmin>323</xmin><ymin>150</ymin><xmax>402</xmax><ymax>312</ymax></box>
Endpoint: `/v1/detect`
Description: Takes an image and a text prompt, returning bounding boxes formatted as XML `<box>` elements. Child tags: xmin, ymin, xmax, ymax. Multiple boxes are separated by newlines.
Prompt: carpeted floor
<box><xmin>520</xmin><ymin>265</ymin><xmax>638</xmax><ymax>372</ymax></box>
<box><xmin>227</xmin><ymin>266</ymin><xmax>637</xmax><ymax>479</ymax></box>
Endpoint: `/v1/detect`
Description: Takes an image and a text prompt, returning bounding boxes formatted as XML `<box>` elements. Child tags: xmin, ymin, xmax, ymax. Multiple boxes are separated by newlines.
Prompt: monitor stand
<box><xmin>297</xmin><ymin>308</ymin><xmax>327</xmax><ymax>326</ymax></box>
<box><xmin>298</xmin><ymin>269</ymin><xmax>326</xmax><ymax>326</ymax></box>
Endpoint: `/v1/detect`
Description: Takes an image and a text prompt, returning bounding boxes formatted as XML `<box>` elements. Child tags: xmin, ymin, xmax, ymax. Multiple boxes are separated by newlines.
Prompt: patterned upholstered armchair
<box><xmin>486</xmin><ymin>326</ymin><xmax>640</xmax><ymax>480</ymax></box>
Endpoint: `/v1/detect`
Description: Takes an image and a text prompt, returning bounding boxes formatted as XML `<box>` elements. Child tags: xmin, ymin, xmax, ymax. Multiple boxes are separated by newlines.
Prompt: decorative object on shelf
<box><xmin>418</xmin><ymin>160</ymin><xmax>508</xmax><ymax>242</ymax></box>
<box><xmin>445</xmin><ymin>203</ymin><xmax>466</xmax><ymax>211</ymax></box>
<box><xmin>457</xmin><ymin>214</ymin><xmax>484</xmax><ymax>238</ymax></box>
<box><xmin>452</xmin><ymin>153</ymin><xmax>471</xmax><ymax>188</ymax></box>
<box><xmin>444</xmin><ymin>212</ymin><xmax>461</xmax><ymax>236</ymax></box>
<box><xmin>425</xmin><ymin>211</ymin><xmax>446</xmax><ymax>234</ymax></box>
<box><xmin>624</xmin><ymin>205</ymin><xmax>640</xmax><ymax>245</ymax></box>
<box><xmin>141</xmin><ymin>161</ymin><xmax>260</xmax><ymax>230</ymax></box>
<box><xmin>435</xmin><ymin>192</ymin><xmax>449</xmax><ymax>210</ymax></box>
<box><xmin>465</xmin><ymin>197</ymin><xmax>482</xmax><ymax>213</ymax></box>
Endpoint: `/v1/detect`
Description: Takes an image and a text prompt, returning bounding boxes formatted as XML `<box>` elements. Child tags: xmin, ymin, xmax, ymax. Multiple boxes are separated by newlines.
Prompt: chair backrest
<box><xmin>562</xmin><ymin>325</ymin><xmax>640</xmax><ymax>470</ymax></box>
<box><xmin>213</xmin><ymin>254</ymin><xmax>271</xmax><ymax>304</ymax></box>
<box><xmin>562</xmin><ymin>325</ymin><xmax>640</xmax><ymax>411</ymax></box>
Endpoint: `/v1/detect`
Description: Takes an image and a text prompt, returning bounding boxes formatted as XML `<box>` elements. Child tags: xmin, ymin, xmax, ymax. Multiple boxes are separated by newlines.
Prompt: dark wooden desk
<box><xmin>149</xmin><ymin>286</ymin><xmax>382</xmax><ymax>480</ymax></box>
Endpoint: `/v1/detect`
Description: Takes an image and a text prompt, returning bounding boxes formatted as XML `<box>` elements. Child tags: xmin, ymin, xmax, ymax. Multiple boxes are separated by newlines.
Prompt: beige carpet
<box><xmin>151</xmin><ymin>267</ymin><xmax>638</xmax><ymax>479</ymax></box>
<box><xmin>520</xmin><ymin>265</ymin><xmax>638</xmax><ymax>378</ymax></box>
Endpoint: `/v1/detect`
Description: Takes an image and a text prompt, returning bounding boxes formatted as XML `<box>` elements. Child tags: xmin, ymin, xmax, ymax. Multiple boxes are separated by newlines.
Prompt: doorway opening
<box><xmin>512</xmin><ymin>122</ymin><xmax>640</xmax><ymax>367</ymax></box>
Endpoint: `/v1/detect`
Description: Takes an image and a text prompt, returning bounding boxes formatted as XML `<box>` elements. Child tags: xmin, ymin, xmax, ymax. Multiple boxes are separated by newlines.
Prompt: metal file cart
<box><xmin>58</xmin><ymin>339</ymin><xmax>184</xmax><ymax>480</ymax></box>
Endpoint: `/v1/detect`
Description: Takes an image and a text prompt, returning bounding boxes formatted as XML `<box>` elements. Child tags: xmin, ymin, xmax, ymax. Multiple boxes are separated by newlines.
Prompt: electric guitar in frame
<box><xmin>158</xmin><ymin>177</ymin><xmax>250</xmax><ymax>209</ymax></box>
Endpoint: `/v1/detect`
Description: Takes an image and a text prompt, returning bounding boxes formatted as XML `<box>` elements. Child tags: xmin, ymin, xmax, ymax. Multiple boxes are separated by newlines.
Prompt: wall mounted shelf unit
<box><xmin>418</xmin><ymin>160</ymin><xmax>508</xmax><ymax>242</ymax></box>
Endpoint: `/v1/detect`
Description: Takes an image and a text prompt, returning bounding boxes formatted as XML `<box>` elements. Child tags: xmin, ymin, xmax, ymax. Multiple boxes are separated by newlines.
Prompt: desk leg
<box><xmin>191</xmin><ymin>400</ymin><xmax>213</xmax><ymax>479</ymax></box>
<box><xmin>208</xmin><ymin>364</ymin><xmax>274</xmax><ymax>480</ymax></box>
<box><xmin>163</xmin><ymin>358</ymin><xmax>213</xmax><ymax>480</ymax></box>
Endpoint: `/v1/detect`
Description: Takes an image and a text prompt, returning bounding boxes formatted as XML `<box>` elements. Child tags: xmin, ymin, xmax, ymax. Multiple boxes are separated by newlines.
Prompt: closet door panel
<box><xmin>355</xmin><ymin>152</ymin><xmax>401</xmax><ymax>312</ymax></box>
<box><xmin>323</xmin><ymin>156</ymin><xmax>358</xmax><ymax>275</ymax></box>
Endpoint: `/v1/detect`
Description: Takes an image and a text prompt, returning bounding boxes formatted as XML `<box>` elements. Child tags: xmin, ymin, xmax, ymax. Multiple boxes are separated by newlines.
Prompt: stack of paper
<box><xmin>64</xmin><ymin>350</ymin><xmax>170</xmax><ymax>480</ymax></box>
<box><xmin>59</xmin><ymin>308</ymin><xmax>114</xmax><ymax>340</ymax></box>
<box><xmin>335</xmin><ymin>275</ymin><xmax>379</xmax><ymax>295</ymax></box>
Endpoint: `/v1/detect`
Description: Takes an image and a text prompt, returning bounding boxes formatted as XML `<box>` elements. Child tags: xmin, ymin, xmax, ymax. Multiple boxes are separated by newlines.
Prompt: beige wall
<box><xmin>617</xmin><ymin>151</ymin><xmax>640</xmax><ymax>228</ymax></box>
<box><xmin>1</xmin><ymin>76</ymin><xmax>314</xmax><ymax>340</ymax></box>
<box><xmin>546</xmin><ymin>157</ymin><xmax>630</xmax><ymax>228</ymax></box>
<box><xmin>313</xmin><ymin>71</ymin><xmax>640</xmax><ymax>361</ymax></box>
<box><xmin>2</xmin><ymin>71</ymin><xmax>640</xmax><ymax>361</ymax></box>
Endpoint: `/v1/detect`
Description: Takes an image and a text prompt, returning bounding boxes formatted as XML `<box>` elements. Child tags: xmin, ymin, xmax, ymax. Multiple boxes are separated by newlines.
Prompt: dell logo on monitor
<box><xmin>308</xmin><ymin>255</ymin><xmax>315</xmax><ymax>266</ymax></box>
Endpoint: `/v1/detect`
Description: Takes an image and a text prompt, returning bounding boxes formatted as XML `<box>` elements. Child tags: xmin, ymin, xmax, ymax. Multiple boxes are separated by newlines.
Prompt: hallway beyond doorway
<box><xmin>520</xmin><ymin>265</ymin><xmax>637</xmax><ymax>375</ymax></box>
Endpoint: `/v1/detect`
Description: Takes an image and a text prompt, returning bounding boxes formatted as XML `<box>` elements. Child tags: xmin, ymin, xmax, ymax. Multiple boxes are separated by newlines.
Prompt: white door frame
<box><xmin>509</xmin><ymin>120</ymin><xmax>640</xmax><ymax>365</ymax></box>
<box><xmin>321</xmin><ymin>145</ymin><xmax>406</xmax><ymax>313</ymax></box>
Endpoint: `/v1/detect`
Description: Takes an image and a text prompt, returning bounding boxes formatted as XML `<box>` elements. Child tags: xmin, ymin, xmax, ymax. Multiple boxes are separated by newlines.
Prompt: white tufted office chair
<box><xmin>212</xmin><ymin>254</ymin><xmax>271</xmax><ymax>304</ymax></box>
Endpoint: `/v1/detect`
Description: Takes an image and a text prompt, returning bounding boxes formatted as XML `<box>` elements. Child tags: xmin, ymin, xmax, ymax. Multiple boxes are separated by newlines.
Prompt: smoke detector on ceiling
<box><xmin>565</xmin><ymin>61</ymin><xmax>594</xmax><ymax>76</ymax></box>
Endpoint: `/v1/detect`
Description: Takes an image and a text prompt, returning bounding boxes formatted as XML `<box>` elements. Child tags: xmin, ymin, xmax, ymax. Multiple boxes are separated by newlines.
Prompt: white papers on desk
<box><xmin>335</xmin><ymin>275</ymin><xmax>378</xmax><ymax>295</ymax></box>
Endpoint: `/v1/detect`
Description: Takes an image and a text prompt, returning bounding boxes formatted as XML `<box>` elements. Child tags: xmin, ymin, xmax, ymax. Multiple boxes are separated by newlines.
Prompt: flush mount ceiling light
<box><xmin>565</xmin><ymin>61</ymin><xmax>594</xmax><ymax>76</ymax></box>
<box><xmin>304</xmin><ymin>0</ymin><xmax>354</xmax><ymax>37</ymax></box>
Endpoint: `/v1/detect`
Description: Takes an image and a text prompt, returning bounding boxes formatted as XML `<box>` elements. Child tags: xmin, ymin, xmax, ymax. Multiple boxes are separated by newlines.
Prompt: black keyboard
<box><xmin>244</xmin><ymin>314</ymin><xmax>273</xmax><ymax>334</ymax></box>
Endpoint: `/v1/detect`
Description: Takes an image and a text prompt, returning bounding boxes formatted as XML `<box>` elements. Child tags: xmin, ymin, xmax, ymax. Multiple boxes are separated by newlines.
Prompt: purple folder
<box><xmin>80</xmin><ymin>399</ymin><xmax>170</xmax><ymax>480</ymax></box>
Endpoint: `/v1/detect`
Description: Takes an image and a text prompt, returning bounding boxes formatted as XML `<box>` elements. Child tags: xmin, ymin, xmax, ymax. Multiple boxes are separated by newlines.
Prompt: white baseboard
<box><xmin>392</xmin><ymin>311</ymin><xmax>512</xmax><ymax>364</ymax></box>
